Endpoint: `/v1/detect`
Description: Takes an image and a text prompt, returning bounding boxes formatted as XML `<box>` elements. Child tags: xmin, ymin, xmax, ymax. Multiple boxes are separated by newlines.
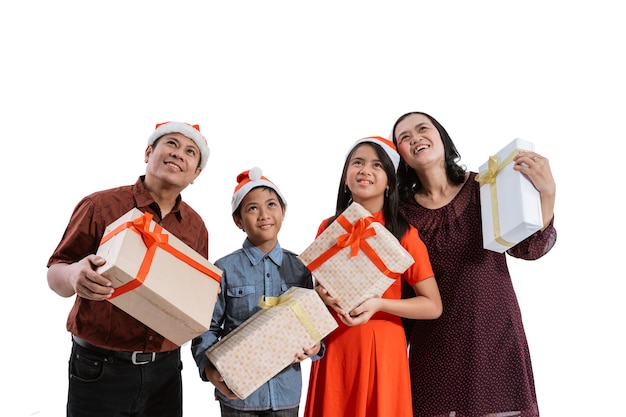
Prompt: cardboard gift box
<box><xmin>476</xmin><ymin>138</ymin><xmax>544</xmax><ymax>253</ymax></box>
<box><xmin>206</xmin><ymin>286</ymin><xmax>337</xmax><ymax>400</ymax></box>
<box><xmin>95</xmin><ymin>208</ymin><xmax>222</xmax><ymax>346</ymax></box>
<box><xmin>297</xmin><ymin>202</ymin><xmax>415</xmax><ymax>313</ymax></box>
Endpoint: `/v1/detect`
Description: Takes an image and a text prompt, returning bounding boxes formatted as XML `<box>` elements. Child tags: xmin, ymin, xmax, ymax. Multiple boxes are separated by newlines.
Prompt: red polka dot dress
<box><xmin>399</xmin><ymin>172</ymin><xmax>557</xmax><ymax>417</ymax></box>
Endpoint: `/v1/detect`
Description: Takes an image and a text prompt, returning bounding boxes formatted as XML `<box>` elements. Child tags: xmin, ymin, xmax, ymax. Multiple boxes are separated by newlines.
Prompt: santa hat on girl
<box><xmin>345</xmin><ymin>136</ymin><xmax>400</xmax><ymax>171</ymax></box>
<box><xmin>231</xmin><ymin>167</ymin><xmax>287</xmax><ymax>213</ymax></box>
<box><xmin>147</xmin><ymin>121</ymin><xmax>210</xmax><ymax>169</ymax></box>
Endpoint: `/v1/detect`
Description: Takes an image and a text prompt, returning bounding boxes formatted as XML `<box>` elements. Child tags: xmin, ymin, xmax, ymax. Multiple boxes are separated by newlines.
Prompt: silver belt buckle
<box><xmin>131</xmin><ymin>351</ymin><xmax>156</xmax><ymax>365</ymax></box>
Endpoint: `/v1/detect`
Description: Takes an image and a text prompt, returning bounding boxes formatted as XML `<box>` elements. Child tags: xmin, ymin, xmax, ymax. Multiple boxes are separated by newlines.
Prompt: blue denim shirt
<box><xmin>191</xmin><ymin>238</ymin><xmax>319</xmax><ymax>411</ymax></box>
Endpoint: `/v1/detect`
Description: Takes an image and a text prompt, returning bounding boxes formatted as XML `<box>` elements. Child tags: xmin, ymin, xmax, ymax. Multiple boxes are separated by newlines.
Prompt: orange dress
<box><xmin>303</xmin><ymin>211</ymin><xmax>434</xmax><ymax>417</ymax></box>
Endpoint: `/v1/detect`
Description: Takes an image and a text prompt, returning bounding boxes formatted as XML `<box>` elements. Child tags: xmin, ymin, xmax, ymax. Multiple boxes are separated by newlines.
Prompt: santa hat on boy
<box><xmin>231</xmin><ymin>167</ymin><xmax>287</xmax><ymax>213</ymax></box>
<box><xmin>147</xmin><ymin>121</ymin><xmax>210</xmax><ymax>169</ymax></box>
<box><xmin>345</xmin><ymin>136</ymin><xmax>400</xmax><ymax>171</ymax></box>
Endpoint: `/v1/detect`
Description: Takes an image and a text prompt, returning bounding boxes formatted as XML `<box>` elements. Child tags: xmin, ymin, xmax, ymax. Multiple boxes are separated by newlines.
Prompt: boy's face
<box><xmin>233</xmin><ymin>187</ymin><xmax>285</xmax><ymax>254</ymax></box>
<box><xmin>144</xmin><ymin>133</ymin><xmax>202</xmax><ymax>190</ymax></box>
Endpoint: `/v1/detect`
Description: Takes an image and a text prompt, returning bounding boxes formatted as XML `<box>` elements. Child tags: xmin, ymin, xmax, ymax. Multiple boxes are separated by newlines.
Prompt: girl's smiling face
<box><xmin>345</xmin><ymin>143</ymin><xmax>388</xmax><ymax>212</ymax></box>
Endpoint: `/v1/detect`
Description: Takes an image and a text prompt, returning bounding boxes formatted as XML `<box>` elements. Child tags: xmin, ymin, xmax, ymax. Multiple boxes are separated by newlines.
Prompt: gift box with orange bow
<box><xmin>298</xmin><ymin>202</ymin><xmax>415</xmax><ymax>313</ymax></box>
<box><xmin>476</xmin><ymin>138</ymin><xmax>544</xmax><ymax>253</ymax></box>
<box><xmin>95</xmin><ymin>208</ymin><xmax>222</xmax><ymax>346</ymax></box>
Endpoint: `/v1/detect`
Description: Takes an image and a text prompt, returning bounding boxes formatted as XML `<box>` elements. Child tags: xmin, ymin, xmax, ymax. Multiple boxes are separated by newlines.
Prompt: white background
<box><xmin>1</xmin><ymin>1</ymin><xmax>624</xmax><ymax>416</ymax></box>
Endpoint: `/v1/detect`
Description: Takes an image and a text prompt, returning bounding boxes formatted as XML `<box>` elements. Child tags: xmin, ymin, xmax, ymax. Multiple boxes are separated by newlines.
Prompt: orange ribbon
<box><xmin>100</xmin><ymin>212</ymin><xmax>220</xmax><ymax>299</ymax></box>
<box><xmin>305</xmin><ymin>215</ymin><xmax>400</xmax><ymax>280</ymax></box>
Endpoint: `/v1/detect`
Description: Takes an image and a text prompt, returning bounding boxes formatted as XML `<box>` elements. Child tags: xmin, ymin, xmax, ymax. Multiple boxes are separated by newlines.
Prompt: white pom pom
<box><xmin>249</xmin><ymin>167</ymin><xmax>262</xmax><ymax>181</ymax></box>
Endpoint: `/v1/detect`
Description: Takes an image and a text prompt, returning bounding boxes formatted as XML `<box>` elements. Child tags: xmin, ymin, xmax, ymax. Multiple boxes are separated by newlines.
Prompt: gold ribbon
<box><xmin>258</xmin><ymin>293</ymin><xmax>323</xmax><ymax>341</ymax></box>
<box><xmin>475</xmin><ymin>149</ymin><xmax>520</xmax><ymax>248</ymax></box>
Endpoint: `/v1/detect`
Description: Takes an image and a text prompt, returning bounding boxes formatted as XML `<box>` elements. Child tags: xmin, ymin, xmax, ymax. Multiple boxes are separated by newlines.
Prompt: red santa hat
<box><xmin>231</xmin><ymin>167</ymin><xmax>287</xmax><ymax>213</ymax></box>
<box><xmin>345</xmin><ymin>136</ymin><xmax>400</xmax><ymax>171</ymax></box>
<box><xmin>147</xmin><ymin>121</ymin><xmax>210</xmax><ymax>169</ymax></box>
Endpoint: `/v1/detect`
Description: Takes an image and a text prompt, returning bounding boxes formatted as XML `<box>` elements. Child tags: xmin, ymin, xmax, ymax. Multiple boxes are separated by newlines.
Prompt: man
<box><xmin>47</xmin><ymin>121</ymin><xmax>210</xmax><ymax>417</ymax></box>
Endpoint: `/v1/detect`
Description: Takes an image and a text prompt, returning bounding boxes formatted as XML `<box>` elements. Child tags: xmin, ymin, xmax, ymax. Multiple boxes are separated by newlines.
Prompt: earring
<box><xmin>344</xmin><ymin>184</ymin><xmax>348</xmax><ymax>194</ymax></box>
<box><xmin>385</xmin><ymin>187</ymin><xmax>389</xmax><ymax>198</ymax></box>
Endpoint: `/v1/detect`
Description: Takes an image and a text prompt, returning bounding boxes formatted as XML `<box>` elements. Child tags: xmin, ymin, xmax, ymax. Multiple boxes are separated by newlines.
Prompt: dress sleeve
<box><xmin>507</xmin><ymin>215</ymin><xmax>557</xmax><ymax>260</ymax></box>
<box><xmin>400</xmin><ymin>225</ymin><xmax>435</xmax><ymax>286</ymax></box>
<box><xmin>315</xmin><ymin>218</ymin><xmax>333</xmax><ymax>238</ymax></box>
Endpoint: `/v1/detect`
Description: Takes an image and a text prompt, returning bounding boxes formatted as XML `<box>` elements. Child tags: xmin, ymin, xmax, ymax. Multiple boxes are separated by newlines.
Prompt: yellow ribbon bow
<box><xmin>258</xmin><ymin>292</ymin><xmax>322</xmax><ymax>341</ymax></box>
<box><xmin>475</xmin><ymin>149</ymin><xmax>521</xmax><ymax>248</ymax></box>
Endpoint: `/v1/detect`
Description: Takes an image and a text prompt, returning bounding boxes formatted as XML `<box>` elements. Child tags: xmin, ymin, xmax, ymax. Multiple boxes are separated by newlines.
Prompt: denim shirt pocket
<box><xmin>227</xmin><ymin>285</ymin><xmax>256</xmax><ymax>298</ymax></box>
<box><xmin>226</xmin><ymin>285</ymin><xmax>257</xmax><ymax>322</ymax></box>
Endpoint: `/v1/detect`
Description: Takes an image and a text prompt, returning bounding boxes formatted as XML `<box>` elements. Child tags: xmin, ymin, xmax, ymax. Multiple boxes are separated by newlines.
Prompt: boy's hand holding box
<box><xmin>206</xmin><ymin>286</ymin><xmax>338</xmax><ymax>400</ymax></box>
<box><xmin>297</xmin><ymin>202</ymin><xmax>415</xmax><ymax>313</ymax></box>
<box><xmin>95</xmin><ymin>208</ymin><xmax>222</xmax><ymax>346</ymax></box>
<box><xmin>476</xmin><ymin>138</ymin><xmax>544</xmax><ymax>253</ymax></box>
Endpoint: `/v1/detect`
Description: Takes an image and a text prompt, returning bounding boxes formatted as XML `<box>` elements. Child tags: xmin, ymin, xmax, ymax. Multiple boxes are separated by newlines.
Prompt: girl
<box><xmin>303</xmin><ymin>137</ymin><xmax>442</xmax><ymax>417</ymax></box>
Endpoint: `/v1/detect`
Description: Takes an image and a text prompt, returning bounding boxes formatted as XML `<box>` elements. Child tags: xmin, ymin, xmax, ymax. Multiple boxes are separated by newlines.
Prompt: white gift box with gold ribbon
<box><xmin>476</xmin><ymin>138</ymin><xmax>543</xmax><ymax>253</ymax></box>
<box><xmin>205</xmin><ymin>286</ymin><xmax>337</xmax><ymax>400</ymax></box>
<box><xmin>297</xmin><ymin>202</ymin><xmax>415</xmax><ymax>313</ymax></box>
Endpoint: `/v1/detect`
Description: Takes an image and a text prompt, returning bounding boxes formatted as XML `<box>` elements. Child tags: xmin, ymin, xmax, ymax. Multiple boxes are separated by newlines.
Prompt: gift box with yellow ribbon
<box><xmin>297</xmin><ymin>202</ymin><xmax>415</xmax><ymax>313</ymax></box>
<box><xmin>95</xmin><ymin>208</ymin><xmax>222</xmax><ymax>346</ymax></box>
<box><xmin>476</xmin><ymin>138</ymin><xmax>544</xmax><ymax>253</ymax></box>
<box><xmin>205</xmin><ymin>286</ymin><xmax>337</xmax><ymax>400</ymax></box>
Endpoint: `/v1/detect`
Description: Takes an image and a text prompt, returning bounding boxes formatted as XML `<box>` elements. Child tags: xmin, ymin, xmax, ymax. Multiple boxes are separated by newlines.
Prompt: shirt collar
<box><xmin>134</xmin><ymin>176</ymin><xmax>183</xmax><ymax>221</ymax></box>
<box><xmin>242</xmin><ymin>238</ymin><xmax>283</xmax><ymax>266</ymax></box>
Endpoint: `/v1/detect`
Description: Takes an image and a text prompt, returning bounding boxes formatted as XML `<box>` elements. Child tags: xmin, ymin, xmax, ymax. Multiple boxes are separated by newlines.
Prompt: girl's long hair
<box><xmin>324</xmin><ymin>141</ymin><xmax>409</xmax><ymax>241</ymax></box>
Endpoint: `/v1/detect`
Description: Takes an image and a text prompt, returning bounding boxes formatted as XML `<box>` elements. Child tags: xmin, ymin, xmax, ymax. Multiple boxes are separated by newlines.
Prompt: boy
<box><xmin>191</xmin><ymin>167</ymin><xmax>321</xmax><ymax>417</ymax></box>
<box><xmin>47</xmin><ymin>121</ymin><xmax>210</xmax><ymax>417</ymax></box>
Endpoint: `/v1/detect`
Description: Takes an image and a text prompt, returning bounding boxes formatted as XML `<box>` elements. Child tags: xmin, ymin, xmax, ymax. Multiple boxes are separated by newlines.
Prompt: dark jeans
<box><xmin>67</xmin><ymin>340</ymin><xmax>183</xmax><ymax>417</ymax></box>
<box><xmin>219</xmin><ymin>403</ymin><xmax>299</xmax><ymax>417</ymax></box>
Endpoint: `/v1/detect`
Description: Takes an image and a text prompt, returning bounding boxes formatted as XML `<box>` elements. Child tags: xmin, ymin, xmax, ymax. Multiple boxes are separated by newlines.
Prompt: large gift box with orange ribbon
<box><xmin>95</xmin><ymin>208</ymin><xmax>222</xmax><ymax>346</ymax></box>
<box><xmin>297</xmin><ymin>202</ymin><xmax>415</xmax><ymax>313</ymax></box>
<box><xmin>206</xmin><ymin>286</ymin><xmax>337</xmax><ymax>400</ymax></box>
<box><xmin>476</xmin><ymin>138</ymin><xmax>544</xmax><ymax>253</ymax></box>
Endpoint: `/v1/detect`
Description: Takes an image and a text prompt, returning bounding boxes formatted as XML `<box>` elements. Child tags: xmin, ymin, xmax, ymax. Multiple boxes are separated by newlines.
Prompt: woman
<box><xmin>392</xmin><ymin>112</ymin><xmax>557</xmax><ymax>417</ymax></box>
<box><xmin>303</xmin><ymin>136</ymin><xmax>442</xmax><ymax>417</ymax></box>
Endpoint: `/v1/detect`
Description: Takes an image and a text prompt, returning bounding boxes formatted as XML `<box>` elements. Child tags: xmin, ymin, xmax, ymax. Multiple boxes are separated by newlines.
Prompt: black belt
<box><xmin>72</xmin><ymin>335</ymin><xmax>174</xmax><ymax>365</ymax></box>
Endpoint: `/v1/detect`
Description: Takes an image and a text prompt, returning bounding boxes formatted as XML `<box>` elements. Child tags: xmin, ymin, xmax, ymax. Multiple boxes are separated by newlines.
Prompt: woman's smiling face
<box><xmin>394</xmin><ymin>113</ymin><xmax>444</xmax><ymax>169</ymax></box>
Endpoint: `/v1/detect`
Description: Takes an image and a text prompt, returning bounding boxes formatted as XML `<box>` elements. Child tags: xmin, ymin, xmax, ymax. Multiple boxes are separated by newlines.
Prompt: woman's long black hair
<box><xmin>391</xmin><ymin>112</ymin><xmax>466</xmax><ymax>204</ymax></box>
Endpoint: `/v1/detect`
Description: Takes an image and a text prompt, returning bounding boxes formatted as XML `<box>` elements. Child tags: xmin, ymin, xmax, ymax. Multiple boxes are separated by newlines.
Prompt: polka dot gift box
<box><xmin>206</xmin><ymin>286</ymin><xmax>337</xmax><ymax>400</ymax></box>
<box><xmin>297</xmin><ymin>202</ymin><xmax>415</xmax><ymax>313</ymax></box>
